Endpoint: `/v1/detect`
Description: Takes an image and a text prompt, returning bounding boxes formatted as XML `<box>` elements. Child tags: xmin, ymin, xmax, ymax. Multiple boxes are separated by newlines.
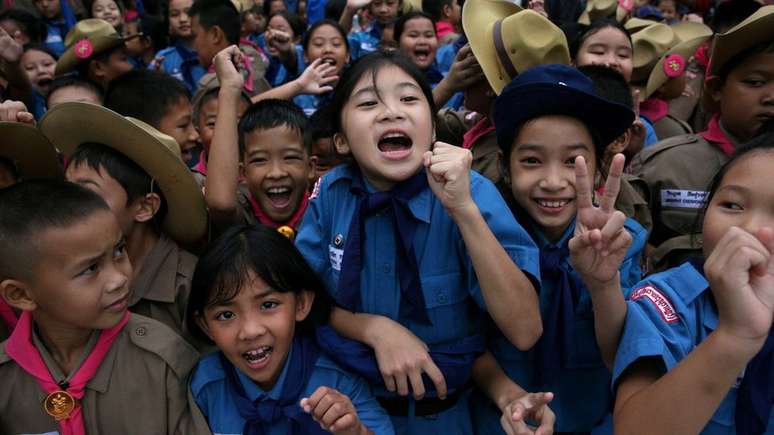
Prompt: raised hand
<box><xmin>500</xmin><ymin>392</ymin><xmax>555</xmax><ymax>435</ymax></box>
<box><xmin>707</xmin><ymin>226</ymin><xmax>774</xmax><ymax>353</ymax></box>
<box><xmin>213</xmin><ymin>45</ymin><xmax>245</xmax><ymax>92</ymax></box>
<box><xmin>296</xmin><ymin>58</ymin><xmax>339</xmax><ymax>95</ymax></box>
<box><xmin>0</xmin><ymin>26</ymin><xmax>22</xmax><ymax>63</ymax></box>
<box><xmin>569</xmin><ymin>154</ymin><xmax>632</xmax><ymax>287</ymax></box>
<box><xmin>346</xmin><ymin>0</ymin><xmax>372</xmax><ymax>12</ymax></box>
<box><xmin>423</xmin><ymin>141</ymin><xmax>474</xmax><ymax>215</ymax></box>
<box><xmin>267</xmin><ymin>28</ymin><xmax>294</xmax><ymax>55</ymax></box>
<box><xmin>0</xmin><ymin>100</ymin><xmax>34</xmax><ymax>124</ymax></box>
<box><xmin>301</xmin><ymin>387</ymin><xmax>371</xmax><ymax>435</ymax></box>
<box><xmin>444</xmin><ymin>45</ymin><xmax>484</xmax><ymax>92</ymax></box>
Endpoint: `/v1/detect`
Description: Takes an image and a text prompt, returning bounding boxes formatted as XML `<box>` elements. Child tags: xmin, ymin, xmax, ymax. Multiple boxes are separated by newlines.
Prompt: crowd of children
<box><xmin>2</xmin><ymin>0</ymin><xmax>774</xmax><ymax>434</ymax></box>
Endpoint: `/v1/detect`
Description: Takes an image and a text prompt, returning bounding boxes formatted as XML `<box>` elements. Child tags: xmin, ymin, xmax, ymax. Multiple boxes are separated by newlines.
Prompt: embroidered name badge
<box><xmin>329</xmin><ymin>244</ymin><xmax>343</xmax><ymax>271</ymax></box>
<box><xmin>660</xmin><ymin>189</ymin><xmax>708</xmax><ymax>209</ymax></box>
<box><xmin>631</xmin><ymin>285</ymin><xmax>679</xmax><ymax>324</ymax></box>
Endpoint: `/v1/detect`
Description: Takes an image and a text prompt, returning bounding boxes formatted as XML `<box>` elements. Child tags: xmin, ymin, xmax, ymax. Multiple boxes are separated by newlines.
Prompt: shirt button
<box><xmin>135</xmin><ymin>327</ymin><xmax>147</xmax><ymax>336</ymax></box>
<box><xmin>437</xmin><ymin>293</ymin><xmax>448</xmax><ymax>304</ymax></box>
<box><xmin>383</xmin><ymin>263</ymin><xmax>390</xmax><ymax>273</ymax></box>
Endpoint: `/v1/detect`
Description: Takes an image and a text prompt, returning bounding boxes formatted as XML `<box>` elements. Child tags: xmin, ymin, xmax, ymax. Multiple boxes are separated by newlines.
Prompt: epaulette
<box><xmin>127</xmin><ymin>314</ymin><xmax>199</xmax><ymax>379</ymax></box>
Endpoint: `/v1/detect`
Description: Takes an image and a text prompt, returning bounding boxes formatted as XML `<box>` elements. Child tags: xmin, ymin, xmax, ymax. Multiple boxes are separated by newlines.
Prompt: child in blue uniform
<box><xmin>612</xmin><ymin>132</ymin><xmax>774</xmax><ymax>434</ymax></box>
<box><xmin>473</xmin><ymin>64</ymin><xmax>646</xmax><ymax>434</ymax></box>
<box><xmin>294</xmin><ymin>51</ymin><xmax>543</xmax><ymax>435</ymax></box>
<box><xmin>187</xmin><ymin>225</ymin><xmax>395</xmax><ymax>435</ymax></box>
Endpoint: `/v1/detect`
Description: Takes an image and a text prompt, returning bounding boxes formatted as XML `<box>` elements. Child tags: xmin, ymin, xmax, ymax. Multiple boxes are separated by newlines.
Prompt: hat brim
<box><xmin>39</xmin><ymin>102</ymin><xmax>208</xmax><ymax>245</ymax></box>
<box><xmin>710</xmin><ymin>6</ymin><xmax>774</xmax><ymax>77</ymax></box>
<box><xmin>463</xmin><ymin>0</ymin><xmax>522</xmax><ymax>94</ymax></box>
<box><xmin>495</xmin><ymin>83</ymin><xmax>635</xmax><ymax>156</ymax></box>
<box><xmin>0</xmin><ymin>122</ymin><xmax>63</xmax><ymax>180</ymax></box>
<box><xmin>55</xmin><ymin>34</ymin><xmax>126</xmax><ymax>75</ymax></box>
<box><xmin>644</xmin><ymin>34</ymin><xmax>711</xmax><ymax>99</ymax></box>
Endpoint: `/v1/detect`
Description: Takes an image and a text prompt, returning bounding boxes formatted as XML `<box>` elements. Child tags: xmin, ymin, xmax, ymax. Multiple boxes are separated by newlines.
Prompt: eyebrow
<box><xmin>71</xmin><ymin>178</ymin><xmax>101</xmax><ymax>188</ymax></box>
<box><xmin>351</xmin><ymin>81</ymin><xmax>422</xmax><ymax>98</ymax></box>
<box><xmin>209</xmin><ymin>288</ymin><xmax>276</xmax><ymax>308</ymax></box>
<box><xmin>515</xmin><ymin>143</ymin><xmax>591</xmax><ymax>152</ymax></box>
<box><xmin>715</xmin><ymin>184</ymin><xmax>751</xmax><ymax>195</ymax></box>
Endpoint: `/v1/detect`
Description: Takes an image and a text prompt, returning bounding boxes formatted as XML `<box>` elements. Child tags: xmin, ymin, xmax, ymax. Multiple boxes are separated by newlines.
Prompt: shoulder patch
<box><xmin>309</xmin><ymin>177</ymin><xmax>322</xmax><ymax>200</ymax></box>
<box><xmin>631</xmin><ymin>285</ymin><xmax>679</xmax><ymax>324</ymax></box>
<box><xmin>128</xmin><ymin>314</ymin><xmax>200</xmax><ymax>377</ymax></box>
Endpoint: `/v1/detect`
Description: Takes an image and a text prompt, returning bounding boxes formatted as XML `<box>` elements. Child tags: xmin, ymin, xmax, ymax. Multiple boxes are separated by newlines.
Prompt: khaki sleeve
<box><xmin>168</xmin><ymin>368</ymin><xmax>212</xmax><ymax>435</ymax></box>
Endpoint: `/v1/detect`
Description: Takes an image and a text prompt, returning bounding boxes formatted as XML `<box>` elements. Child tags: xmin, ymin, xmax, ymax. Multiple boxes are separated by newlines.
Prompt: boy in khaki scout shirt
<box><xmin>632</xmin><ymin>6</ymin><xmax>774</xmax><ymax>271</ymax></box>
<box><xmin>38</xmin><ymin>102</ymin><xmax>209</xmax><ymax>342</ymax></box>
<box><xmin>0</xmin><ymin>180</ymin><xmax>209</xmax><ymax>435</ymax></box>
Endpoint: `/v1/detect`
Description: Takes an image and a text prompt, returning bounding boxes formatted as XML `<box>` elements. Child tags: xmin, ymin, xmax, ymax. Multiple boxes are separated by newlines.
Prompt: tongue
<box><xmin>378</xmin><ymin>139</ymin><xmax>411</xmax><ymax>152</ymax></box>
<box><xmin>268</xmin><ymin>191</ymin><xmax>291</xmax><ymax>207</ymax></box>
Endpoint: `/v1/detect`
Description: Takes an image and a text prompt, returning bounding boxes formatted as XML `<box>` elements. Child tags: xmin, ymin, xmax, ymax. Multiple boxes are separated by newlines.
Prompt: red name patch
<box><xmin>630</xmin><ymin>285</ymin><xmax>679</xmax><ymax>324</ymax></box>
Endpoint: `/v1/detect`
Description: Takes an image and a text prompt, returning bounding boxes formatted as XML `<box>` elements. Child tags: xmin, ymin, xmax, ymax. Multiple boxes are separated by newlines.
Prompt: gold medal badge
<box><xmin>43</xmin><ymin>390</ymin><xmax>77</xmax><ymax>421</ymax></box>
<box><xmin>277</xmin><ymin>226</ymin><xmax>295</xmax><ymax>240</ymax></box>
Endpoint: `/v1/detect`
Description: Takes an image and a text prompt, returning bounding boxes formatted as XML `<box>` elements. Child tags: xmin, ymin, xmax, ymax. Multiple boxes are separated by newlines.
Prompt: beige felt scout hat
<box><xmin>709</xmin><ymin>5</ymin><xmax>774</xmax><ymax>77</ymax></box>
<box><xmin>631</xmin><ymin>23</ymin><xmax>678</xmax><ymax>82</ymax></box>
<box><xmin>643</xmin><ymin>26</ymin><xmax>712</xmax><ymax>99</ymax></box>
<box><xmin>55</xmin><ymin>19</ymin><xmax>127</xmax><ymax>75</ymax></box>
<box><xmin>39</xmin><ymin>102</ymin><xmax>208</xmax><ymax>245</ymax></box>
<box><xmin>0</xmin><ymin>123</ymin><xmax>63</xmax><ymax>181</ymax></box>
<box><xmin>624</xmin><ymin>17</ymin><xmax>655</xmax><ymax>34</ymax></box>
<box><xmin>463</xmin><ymin>0</ymin><xmax>570</xmax><ymax>95</ymax></box>
<box><xmin>578</xmin><ymin>0</ymin><xmax>632</xmax><ymax>25</ymax></box>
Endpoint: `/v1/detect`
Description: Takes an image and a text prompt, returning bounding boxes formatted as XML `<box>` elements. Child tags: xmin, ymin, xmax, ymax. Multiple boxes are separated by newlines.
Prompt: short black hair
<box><xmin>46</xmin><ymin>75</ymin><xmax>104</xmax><ymax>105</ymax></box>
<box><xmin>302</xmin><ymin>19</ymin><xmax>349</xmax><ymax>52</ymax></box>
<box><xmin>0</xmin><ymin>9</ymin><xmax>47</xmax><ymax>45</ymax></box>
<box><xmin>74</xmin><ymin>44</ymin><xmax>126</xmax><ymax>80</ymax></box>
<box><xmin>186</xmin><ymin>224</ymin><xmax>333</xmax><ymax>342</ymax></box>
<box><xmin>562</xmin><ymin>18</ymin><xmax>631</xmax><ymax>62</ymax></box>
<box><xmin>394</xmin><ymin>11</ymin><xmax>436</xmax><ymax>41</ymax></box>
<box><xmin>129</xmin><ymin>13</ymin><xmax>169</xmax><ymax>51</ymax></box>
<box><xmin>309</xmin><ymin>105</ymin><xmax>335</xmax><ymax>142</ymax></box>
<box><xmin>267</xmin><ymin>10</ymin><xmax>305</xmax><ymax>38</ymax></box>
<box><xmin>68</xmin><ymin>143</ymin><xmax>168</xmax><ymax>226</ymax></box>
<box><xmin>262</xmin><ymin>0</ymin><xmax>286</xmax><ymax>19</ymax></box>
<box><xmin>0</xmin><ymin>180</ymin><xmax>110</xmax><ymax>280</ymax></box>
<box><xmin>189</xmin><ymin>0</ymin><xmax>241</xmax><ymax>45</ymax></box>
<box><xmin>711</xmin><ymin>0</ymin><xmax>760</xmax><ymax>33</ymax></box>
<box><xmin>238</xmin><ymin>99</ymin><xmax>312</xmax><ymax>155</ymax></box>
<box><xmin>578</xmin><ymin>64</ymin><xmax>633</xmax><ymax>109</ymax></box>
<box><xmin>324</xmin><ymin>0</ymin><xmax>346</xmax><ymax>21</ymax></box>
<box><xmin>22</xmin><ymin>43</ymin><xmax>58</xmax><ymax>61</ymax></box>
<box><xmin>0</xmin><ymin>157</ymin><xmax>19</xmax><ymax>184</ymax></box>
<box><xmin>104</xmin><ymin>69</ymin><xmax>191</xmax><ymax>128</ymax></box>
<box><xmin>421</xmin><ymin>0</ymin><xmax>452</xmax><ymax>22</ymax></box>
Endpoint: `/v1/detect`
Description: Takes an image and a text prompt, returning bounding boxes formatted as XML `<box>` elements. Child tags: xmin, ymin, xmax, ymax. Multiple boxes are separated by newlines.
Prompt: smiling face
<box><xmin>92</xmin><ymin>0</ymin><xmax>123</xmax><ymax>29</ymax></box>
<box><xmin>265</xmin><ymin>14</ymin><xmax>295</xmax><ymax>57</ymax></box>
<box><xmin>509</xmin><ymin>115</ymin><xmax>597</xmax><ymax>242</ymax></box>
<box><xmin>33</xmin><ymin>0</ymin><xmax>61</xmax><ymax>20</ymax></box>
<box><xmin>334</xmin><ymin>64</ymin><xmax>433</xmax><ymax>191</ymax></box>
<box><xmin>169</xmin><ymin>0</ymin><xmax>193</xmax><ymax>38</ymax></box>
<box><xmin>305</xmin><ymin>24</ymin><xmax>349</xmax><ymax>76</ymax></box>
<box><xmin>702</xmin><ymin>150</ymin><xmax>774</xmax><ymax>260</ymax></box>
<box><xmin>198</xmin><ymin>271</ymin><xmax>313</xmax><ymax>390</ymax></box>
<box><xmin>21</xmin><ymin>48</ymin><xmax>56</xmax><ymax>94</ymax></box>
<box><xmin>370</xmin><ymin>0</ymin><xmax>400</xmax><ymax>24</ymax></box>
<box><xmin>399</xmin><ymin>17</ymin><xmax>438</xmax><ymax>71</ymax></box>
<box><xmin>158</xmin><ymin>96</ymin><xmax>199</xmax><ymax>164</ymax></box>
<box><xmin>575</xmin><ymin>26</ymin><xmax>633</xmax><ymax>83</ymax></box>
<box><xmin>241</xmin><ymin>126</ymin><xmax>311</xmax><ymax>223</ymax></box>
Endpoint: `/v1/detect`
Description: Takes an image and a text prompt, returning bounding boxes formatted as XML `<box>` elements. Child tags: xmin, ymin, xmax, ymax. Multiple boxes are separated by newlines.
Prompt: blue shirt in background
<box><xmin>149</xmin><ymin>42</ymin><xmax>207</xmax><ymax>94</ymax></box>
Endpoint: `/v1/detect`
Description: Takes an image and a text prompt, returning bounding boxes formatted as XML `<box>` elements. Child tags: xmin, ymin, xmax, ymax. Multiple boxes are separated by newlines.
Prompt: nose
<box><xmin>187</xmin><ymin>123</ymin><xmax>199</xmax><ymax>143</ymax></box>
<box><xmin>760</xmin><ymin>84</ymin><xmax>774</xmax><ymax>106</ymax></box>
<box><xmin>539</xmin><ymin>163</ymin><xmax>569</xmax><ymax>191</ymax></box>
<box><xmin>740</xmin><ymin>211</ymin><xmax>774</xmax><ymax>236</ymax></box>
<box><xmin>266</xmin><ymin>158</ymin><xmax>289</xmax><ymax>179</ymax></box>
<box><xmin>238</xmin><ymin>312</ymin><xmax>268</xmax><ymax>341</ymax></box>
<box><xmin>106</xmin><ymin>260</ymin><xmax>130</xmax><ymax>294</ymax></box>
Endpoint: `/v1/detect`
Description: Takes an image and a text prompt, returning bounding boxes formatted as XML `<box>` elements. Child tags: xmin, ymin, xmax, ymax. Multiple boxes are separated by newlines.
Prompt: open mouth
<box><xmin>321</xmin><ymin>57</ymin><xmax>337</xmax><ymax>66</ymax></box>
<box><xmin>414</xmin><ymin>48</ymin><xmax>430</xmax><ymax>63</ymax></box>
<box><xmin>38</xmin><ymin>78</ymin><xmax>53</xmax><ymax>88</ymax></box>
<box><xmin>533</xmin><ymin>198</ymin><xmax>573</xmax><ymax>214</ymax></box>
<box><xmin>242</xmin><ymin>346</ymin><xmax>272</xmax><ymax>369</ymax></box>
<box><xmin>378</xmin><ymin>131</ymin><xmax>413</xmax><ymax>160</ymax></box>
<box><xmin>265</xmin><ymin>186</ymin><xmax>293</xmax><ymax>209</ymax></box>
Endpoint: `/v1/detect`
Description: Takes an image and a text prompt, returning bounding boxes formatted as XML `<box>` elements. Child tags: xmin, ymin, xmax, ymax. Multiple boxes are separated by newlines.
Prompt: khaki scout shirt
<box><xmin>652</xmin><ymin>115</ymin><xmax>693</xmax><ymax>141</ymax></box>
<box><xmin>0</xmin><ymin>314</ymin><xmax>211</xmax><ymax>435</ymax></box>
<box><xmin>632</xmin><ymin>134</ymin><xmax>729</xmax><ymax>270</ymax></box>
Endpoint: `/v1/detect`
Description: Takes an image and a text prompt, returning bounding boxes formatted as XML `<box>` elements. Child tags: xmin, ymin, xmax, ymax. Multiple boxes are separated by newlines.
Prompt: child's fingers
<box><xmin>408</xmin><ymin>368</ymin><xmax>426</xmax><ymax>400</ymax></box>
<box><xmin>604</xmin><ymin>229</ymin><xmax>633</xmax><ymax>257</ymax></box>
<box><xmin>320</xmin><ymin>399</ymin><xmax>349</xmax><ymax>428</ymax></box>
<box><xmin>302</xmin><ymin>386</ymin><xmax>331</xmax><ymax>413</ymax></box>
<box><xmin>599</xmin><ymin>210</ymin><xmax>627</xmax><ymax>245</ymax></box>
<box><xmin>574</xmin><ymin>156</ymin><xmax>594</xmax><ymax>211</ymax></box>
<box><xmin>329</xmin><ymin>412</ymin><xmax>358</xmax><ymax>433</ymax></box>
<box><xmin>599</xmin><ymin>154</ymin><xmax>625</xmax><ymax>213</ymax></box>
<box><xmin>310</xmin><ymin>389</ymin><xmax>338</xmax><ymax>421</ymax></box>
<box><xmin>382</xmin><ymin>373</ymin><xmax>397</xmax><ymax>393</ymax></box>
<box><xmin>423</xmin><ymin>359</ymin><xmax>448</xmax><ymax>399</ymax></box>
<box><xmin>521</xmin><ymin>392</ymin><xmax>554</xmax><ymax>410</ymax></box>
<box><xmin>395</xmin><ymin>372</ymin><xmax>410</xmax><ymax>396</ymax></box>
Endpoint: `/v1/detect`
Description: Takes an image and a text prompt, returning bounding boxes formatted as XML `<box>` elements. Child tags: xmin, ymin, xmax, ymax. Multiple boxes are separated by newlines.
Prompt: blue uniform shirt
<box><xmin>474</xmin><ymin>217</ymin><xmax>647</xmax><ymax>434</ymax></box>
<box><xmin>642</xmin><ymin>116</ymin><xmax>659</xmax><ymax>147</ymax></box>
<box><xmin>192</xmin><ymin>350</ymin><xmax>395</xmax><ymax>435</ymax></box>
<box><xmin>43</xmin><ymin>20</ymin><xmax>68</xmax><ymax>57</ymax></box>
<box><xmin>149</xmin><ymin>43</ymin><xmax>207</xmax><ymax>94</ymax></box>
<box><xmin>295</xmin><ymin>165</ymin><xmax>540</xmax><ymax>435</ymax></box>
<box><xmin>612</xmin><ymin>261</ymin><xmax>774</xmax><ymax>435</ymax></box>
<box><xmin>348</xmin><ymin>23</ymin><xmax>383</xmax><ymax>60</ymax></box>
<box><xmin>265</xmin><ymin>45</ymin><xmax>305</xmax><ymax>87</ymax></box>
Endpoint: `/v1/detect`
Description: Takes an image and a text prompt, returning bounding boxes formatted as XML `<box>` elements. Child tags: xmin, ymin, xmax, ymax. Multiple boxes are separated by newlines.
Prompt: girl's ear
<box><xmin>294</xmin><ymin>290</ymin><xmax>315</xmax><ymax>322</ymax></box>
<box><xmin>0</xmin><ymin>279</ymin><xmax>37</xmax><ymax>312</ymax></box>
<box><xmin>195</xmin><ymin>313</ymin><xmax>215</xmax><ymax>341</ymax></box>
<box><xmin>333</xmin><ymin>132</ymin><xmax>351</xmax><ymax>155</ymax></box>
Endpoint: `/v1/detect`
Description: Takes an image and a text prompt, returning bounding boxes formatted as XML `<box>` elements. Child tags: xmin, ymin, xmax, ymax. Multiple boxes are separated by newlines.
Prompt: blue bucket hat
<box><xmin>494</xmin><ymin>64</ymin><xmax>635</xmax><ymax>157</ymax></box>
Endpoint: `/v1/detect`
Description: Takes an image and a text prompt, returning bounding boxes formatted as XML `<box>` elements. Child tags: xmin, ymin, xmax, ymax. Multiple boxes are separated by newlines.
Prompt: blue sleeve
<box><xmin>612</xmin><ymin>283</ymin><xmax>695</xmax><ymax>389</ymax></box>
<box><xmin>620</xmin><ymin>218</ymin><xmax>647</xmax><ymax>294</ymax></box>
<box><xmin>459</xmin><ymin>172</ymin><xmax>540</xmax><ymax>309</ymax></box>
<box><xmin>295</xmin><ymin>184</ymin><xmax>329</xmax><ymax>278</ymax></box>
<box><xmin>642</xmin><ymin>117</ymin><xmax>659</xmax><ymax>147</ymax></box>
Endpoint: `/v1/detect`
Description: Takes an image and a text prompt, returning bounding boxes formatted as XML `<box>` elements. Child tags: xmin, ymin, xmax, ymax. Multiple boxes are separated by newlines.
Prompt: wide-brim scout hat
<box><xmin>494</xmin><ymin>64</ymin><xmax>635</xmax><ymax>156</ymax></box>
<box><xmin>0</xmin><ymin>123</ymin><xmax>63</xmax><ymax>180</ymax></box>
<box><xmin>643</xmin><ymin>26</ymin><xmax>712</xmax><ymax>99</ymax></box>
<box><xmin>624</xmin><ymin>17</ymin><xmax>654</xmax><ymax>34</ymax></box>
<box><xmin>578</xmin><ymin>0</ymin><xmax>631</xmax><ymax>24</ymax></box>
<box><xmin>631</xmin><ymin>23</ymin><xmax>678</xmax><ymax>82</ymax></box>
<box><xmin>709</xmin><ymin>5</ymin><xmax>774</xmax><ymax>77</ymax></box>
<box><xmin>39</xmin><ymin>102</ymin><xmax>207</xmax><ymax>245</ymax></box>
<box><xmin>56</xmin><ymin>19</ymin><xmax>127</xmax><ymax>75</ymax></box>
<box><xmin>464</xmin><ymin>0</ymin><xmax>570</xmax><ymax>95</ymax></box>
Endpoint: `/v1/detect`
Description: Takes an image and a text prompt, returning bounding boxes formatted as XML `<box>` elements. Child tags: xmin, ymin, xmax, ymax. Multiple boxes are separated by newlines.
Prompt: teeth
<box><xmin>382</xmin><ymin>133</ymin><xmax>407</xmax><ymax>139</ymax></box>
<box><xmin>243</xmin><ymin>346</ymin><xmax>272</xmax><ymax>362</ymax></box>
<box><xmin>267</xmin><ymin>187</ymin><xmax>290</xmax><ymax>194</ymax></box>
<box><xmin>536</xmin><ymin>199</ymin><xmax>570</xmax><ymax>208</ymax></box>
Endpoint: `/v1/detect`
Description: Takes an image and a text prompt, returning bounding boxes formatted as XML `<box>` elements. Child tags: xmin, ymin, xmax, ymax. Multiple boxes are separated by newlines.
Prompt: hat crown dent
<box><xmin>710</xmin><ymin>5</ymin><xmax>774</xmax><ymax>77</ymax></box>
<box><xmin>64</xmin><ymin>18</ymin><xmax>120</xmax><ymax>47</ymax></box>
<box><xmin>502</xmin><ymin>11</ymin><xmax>571</xmax><ymax>77</ymax></box>
<box><xmin>633</xmin><ymin>23</ymin><xmax>678</xmax><ymax>69</ymax></box>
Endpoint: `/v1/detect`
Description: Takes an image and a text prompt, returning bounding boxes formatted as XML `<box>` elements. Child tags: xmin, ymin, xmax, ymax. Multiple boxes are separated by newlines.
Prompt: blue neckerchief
<box><xmin>174</xmin><ymin>40</ymin><xmax>201</xmax><ymax>89</ymax></box>
<box><xmin>316</xmin><ymin>325</ymin><xmax>484</xmax><ymax>393</ymax></box>
<box><xmin>337</xmin><ymin>168</ymin><xmax>432</xmax><ymax>325</ymax></box>
<box><xmin>219</xmin><ymin>334</ymin><xmax>328</xmax><ymax>435</ymax></box>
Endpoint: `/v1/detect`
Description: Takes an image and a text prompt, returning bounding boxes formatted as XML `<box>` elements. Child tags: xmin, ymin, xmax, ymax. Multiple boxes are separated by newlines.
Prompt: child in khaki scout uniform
<box><xmin>0</xmin><ymin>180</ymin><xmax>209</xmax><ymax>435</ymax></box>
<box><xmin>54</xmin><ymin>19</ymin><xmax>134</xmax><ymax>90</ymax></box>
<box><xmin>205</xmin><ymin>46</ymin><xmax>313</xmax><ymax>240</ymax></box>
<box><xmin>630</xmin><ymin>22</ymin><xmax>713</xmax><ymax>140</ymax></box>
<box><xmin>436</xmin><ymin>2</ymin><xmax>570</xmax><ymax>191</ymax></box>
<box><xmin>633</xmin><ymin>6</ymin><xmax>774</xmax><ymax>271</ymax></box>
<box><xmin>0</xmin><ymin>121</ymin><xmax>62</xmax><ymax>343</ymax></box>
<box><xmin>38</xmin><ymin>102</ymin><xmax>209</xmax><ymax>342</ymax></box>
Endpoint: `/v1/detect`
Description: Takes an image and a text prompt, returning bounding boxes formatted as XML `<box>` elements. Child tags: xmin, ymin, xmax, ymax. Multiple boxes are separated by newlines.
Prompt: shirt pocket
<box><xmin>660</xmin><ymin>208</ymin><xmax>701</xmax><ymax>236</ymax></box>
<box><xmin>412</xmin><ymin>272</ymin><xmax>470</xmax><ymax>343</ymax></box>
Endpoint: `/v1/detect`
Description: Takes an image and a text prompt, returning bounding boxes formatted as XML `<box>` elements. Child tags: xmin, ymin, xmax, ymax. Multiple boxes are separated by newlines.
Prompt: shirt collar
<box><xmin>129</xmin><ymin>234</ymin><xmax>181</xmax><ymax>305</ymax></box>
<box><xmin>529</xmin><ymin>218</ymin><xmax>576</xmax><ymax>250</ymax></box>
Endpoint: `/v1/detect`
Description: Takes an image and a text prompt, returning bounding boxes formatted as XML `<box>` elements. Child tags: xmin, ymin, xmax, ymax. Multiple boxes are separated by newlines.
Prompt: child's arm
<box><xmin>0</xmin><ymin>26</ymin><xmax>32</xmax><ymax>106</ymax></box>
<box><xmin>204</xmin><ymin>46</ymin><xmax>244</xmax><ymax>225</ymax></box>
<box><xmin>330</xmin><ymin>307</ymin><xmax>448</xmax><ymax>400</ymax></box>
<box><xmin>338</xmin><ymin>0</ymin><xmax>370</xmax><ymax>33</ymax></box>
<box><xmin>569</xmin><ymin>154</ymin><xmax>632</xmax><ymax>369</ymax></box>
<box><xmin>424</xmin><ymin>142</ymin><xmax>542</xmax><ymax>350</ymax></box>
<box><xmin>614</xmin><ymin>226</ymin><xmax>774</xmax><ymax>435</ymax></box>
<box><xmin>250</xmin><ymin>58</ymin><xmax>338</xmax><ymax>103</ymax></box>
<box><xmin>301</xmin><ymin>386</ymin><xmax>373</xmax><ymax>435</ymax></box>
<box><xmin>432</xmin><ymin>45</ymin><xmax>483</xmax><ymax>109</ymax></box>
<box><xmin>472</xmin><ymin>351</ymin><xmax>555</xmax><ymax>435</ymax></box>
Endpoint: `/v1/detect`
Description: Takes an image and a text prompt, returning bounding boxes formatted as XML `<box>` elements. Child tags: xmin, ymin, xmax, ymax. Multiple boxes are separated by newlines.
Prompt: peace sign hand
<box><xmin>569</xmin><ymin>154</ymin><xmax>632</xmax><ymax>288</ymax></box>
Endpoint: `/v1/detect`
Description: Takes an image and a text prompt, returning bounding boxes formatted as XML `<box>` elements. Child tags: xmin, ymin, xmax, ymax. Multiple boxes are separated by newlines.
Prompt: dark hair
<box><xmin>421</xmin><ymin>0</ymin><xmax>451</xmax><ymax>22</ymax></box>
<box><xmin>0</xmin><ymin>180</ymin><xmax>110</xmax><ymax>279</ymax></box>
<box><xmin>74</xmin><ymin>43</ymin><xmax>126</xmax><ymax>79</ymax></box>
<box><xmin>189</xmin><ymin>0</ymin><xmax>241</xmax><ymax>45</ymax></box>
<box><xmin>562</xmin><ymin>18</ymin><xmax>631</xmax><ymax>62</ymax></box>
<box><xmin>324</xmin><ymin>0</ymin><xmax>346</xmax><ymax>21</ymax></box>
<box><xmin>262</xmin><ymin>0</ymin><xmax>286</xmax><ymax>20</ymax></box>
<box><xmin>578</xmin><ymin>64</ymin><xmax>633</xmax><ymax>109</ymax></box>
<box><xmin>267</xmin><ymin>10</ymin><xmax>305</xmax><ymax>38</ymax></box>
<box><xmin>129</xmin><ymin>13</ymin><xmax>169</xmax><ymax>51</ymax></box>
<box><xmin>328</xmin><ymin>51</ymin><xmax>436</xmax><ymax>134</ymax></box>
<box><xmin>0</xmin><ymin>9</ymin><xmax>47</xmax><ymax>45</ymax></box>
<box><xmin>310</xmin><ymin>105</ymin><xmax>335</xmax><ymax>141</ymax></box>
<box><xmin>185</xmin><ymin>224</ymin><xmax>333</xmax><ymax>342</ymax></box>
<box><xmin>711</xmin><ymin>0</ymin><xmax>760</xmax><ymax>33</ymax></box>
<box><xmin>104</xmin><ymin>69</ymin><xmax>191</xmax><ymax>128</ymax></box>
<box><xmin>0</xmin><ymin>157</ymin><xmax>19</xmax><ymax>184</ymax></box>
<box><xmin>46</xmin><ymin>75</ymin><xmax>104</xmax><ymax>105</ymax></box>
<box><xmin>238</xmin><ymin>99</ymin><xmax>312</xmax><ymax>155</ymax></box>
<box><xmin>68</xmin><ymin>143</ymin><xmax>168</xmax><ymax>226</ymax></box>
<box><xmin>22</xmin><ymin>43</ymin><xmax>58</xmax><ymax>60</ymax></box>
<box><xmin>302</xmin><ymin>19</ymin><xmax>349</xmax><ymax>52</ymax></box>
<box><xmin>394</xmin><ymin>11</ymin><xmax>436</xmax><ymax>42</ymax></box>
<box><xmin>717</xmin><ymin>39</ymin><xmax>774</xmax><ymax>82</ymax></box>
<box><xmin>192</xmin><ymin>85</ymin><xmax>251</xmax><ymax>124</ymax></box>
